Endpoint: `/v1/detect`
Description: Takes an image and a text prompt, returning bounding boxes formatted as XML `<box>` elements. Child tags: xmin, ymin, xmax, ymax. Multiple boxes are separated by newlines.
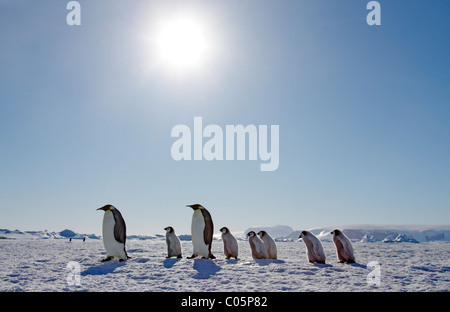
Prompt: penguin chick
<box><xmin>331</xmin><ymin>229</ymin><xmax>355</xmax><ymax>263</ymax></box>
<box><xmin>220</xmin><ymin>227</ymin><xmax>238</xmax><ymax>259</ymax></box>
<box><xmin>247</xmin><ymin>231</ymin><xmax>267</xmax><ymax>259</ymax></box>
<box><xmin>257</xmin><ymin>230</ymin><xmax>277</xmax><ymax>259</ymax></box>
<box><xmin>164</xmin><ymin>226</ymin><xmax>182</xmax><ymax>258</ymax></box>
<box><xmin>299</xmin><ymin>230</ymin><xmax>326</xmax><ymax>264</ymax></box>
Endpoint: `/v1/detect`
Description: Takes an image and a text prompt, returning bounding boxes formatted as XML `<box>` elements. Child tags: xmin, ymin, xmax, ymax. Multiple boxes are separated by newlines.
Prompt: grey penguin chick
<box><xmin>164</xmin><ymin>226</ymin><xmax>182</xmax><ymax>258</ymax></box>
<box><xmin>220</xmin><ymin>227</ymin><xmax>238</xmax><ymax>259</ymax></box>
<box><xmin>257</xmin><ymin>230</ymin><xmax>277</xmax><ymax>259</ymax></box>
<box><xmin>247</xmin><ymin>231</ymin><xmax>267</xmax><ymax>259</ymax></box>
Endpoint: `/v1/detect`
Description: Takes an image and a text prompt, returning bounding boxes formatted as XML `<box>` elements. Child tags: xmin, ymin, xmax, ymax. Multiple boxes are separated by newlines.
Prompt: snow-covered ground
<box><xmin>1</xmin><ymin>238</ymin><xmax>448</xmax><ymax>292</ymax></box>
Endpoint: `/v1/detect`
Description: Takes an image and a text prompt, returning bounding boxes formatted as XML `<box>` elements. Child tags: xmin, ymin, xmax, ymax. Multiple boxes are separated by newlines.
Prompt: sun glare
<box><xmin>157</xmin><ymin>18</ymin><xmax>208</xmax><ymax>68</ymax></box>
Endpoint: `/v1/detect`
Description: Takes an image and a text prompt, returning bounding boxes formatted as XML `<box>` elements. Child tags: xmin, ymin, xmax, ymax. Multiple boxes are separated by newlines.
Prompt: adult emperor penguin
<box><xmin>187</xmin><ymin>204</ymin><xmax>215</xmax><ymax>259</ymax></box>
<box><xmin>164</xmin><ymin>226</ymin><xmax>182</xmax><ymax>258</ymax></box>
<box><xmin>330</xmin><ymin>229</ymin><xmax>356</xmax><ymax>263</ymax></box>
<box><xmin>299</xmin><ymin>230</ymin><xmax>326</xmax><ymax>264</ymax></box>
<box><xmin>257</xmin><ymin>230</ymin><xmax>277</xmax><ymax>259</ymax></box>
<box><xmin>220</xmin><ymin>227</ymin><xmax>238</xmax><ymax>259</ymax></box>
<box><xmin>97</xmin><ymin>204</ymin><xmax>130</xmax><ymax>262</ymax></box>
<box><xmin>247</xmin><ymin>231</ymin><xmax>267</xmax><ymax>259</ymax></box>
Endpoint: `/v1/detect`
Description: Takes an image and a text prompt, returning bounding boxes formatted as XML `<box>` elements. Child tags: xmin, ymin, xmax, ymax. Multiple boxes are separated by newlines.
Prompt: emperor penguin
<box><xmin>247</xmin><ymin>231</ymin><xmax>267</xmax><ymax>259</ymax></box>
<box><xmin>97</xmin><ymin>204</ymin><xmax>130</xmax><ymax>262</ymax></box>
<box><xmin>164</xmin><ymin>226</ymin><xmax>182</xmax><ymax>258</ymax></box>
<box><xmin>220</xmin><ymin>227</ymin><xmax>238</xmax><ymax>259</ymax></box>
<box><xmin>330</xmin><ymin>229</ymin><xmax>355</xmax><ymax>263</ymax></box>
<box><xmin>257</xmin><ymin>230</ymin><xmax>277</xmax><ymax>259</ymax></box>
<box><xmin>299</xmin><ymin>230</ymin><xmax>326</xmax><ymax>264</ymax></box>
<box><xmin>187</xmin><ymin>204</ymin><xmax>215</xmax><ymax>259</ymax></box>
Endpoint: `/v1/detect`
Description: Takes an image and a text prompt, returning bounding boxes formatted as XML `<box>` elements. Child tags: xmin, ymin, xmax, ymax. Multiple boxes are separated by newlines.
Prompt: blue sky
<box><xmin>0</xmin><ymin>0</ymin><xmax>449</xmax><ymax>235</ymax></box>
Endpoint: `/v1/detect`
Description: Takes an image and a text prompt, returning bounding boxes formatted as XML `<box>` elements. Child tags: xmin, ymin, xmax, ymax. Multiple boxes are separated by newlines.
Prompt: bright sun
<box><xmin>156</xmin><ymin>18</ymin><xmax>208</xmax><ymax>68</ymax></box>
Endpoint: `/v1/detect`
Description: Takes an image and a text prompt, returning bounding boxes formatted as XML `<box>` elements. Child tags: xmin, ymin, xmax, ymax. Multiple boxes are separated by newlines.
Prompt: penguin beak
<box><xmin>97</xmin><ymin>206</ymin><xmax>109</xmax><ymax>211</ymax></box>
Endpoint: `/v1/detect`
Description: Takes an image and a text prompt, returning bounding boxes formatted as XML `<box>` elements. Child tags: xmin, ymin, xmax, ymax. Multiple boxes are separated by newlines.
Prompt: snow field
<box><xmin>1</xmin><ymin>239</ymin><xmax>448</xmax><ymax>292</ymax></box>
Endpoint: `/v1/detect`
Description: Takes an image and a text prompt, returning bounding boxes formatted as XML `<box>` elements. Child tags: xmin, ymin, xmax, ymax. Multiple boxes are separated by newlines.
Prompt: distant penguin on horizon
<box><xmin>299</xmin><ymin>230</ymin><xmax>326</xmax><ymax>264</ymax></box>
<box><xmin>97</xmin><ymin>204</ymin><xmax>130</xmax><ymax>262</ymax></box>
<box><xmin>247</xmin><ymin>231</ymin><xmax>267</xmax><ymax>259</ymax></box>
<box><xmin>258</xmin><ymin>230</ymin><xmax>277</xmax><ymax>259</ymax></box>
<box><xmin>164</xmin><ymin>226</ymin><xmax>182</xmax><ymax>258</ymax></box>
<box><xmin>187</xmin><ymin>204</ymin><xmax>215</xmax><ymax>259</ymax></box>
<box><xmin>220</xmin><ymin>227</ymin><xmax>238</xmax><ymax>259</ymax></box>
<box><xmin>331</xmin><ymin>229</ymin><xmax>355</xmax><ymax>263</ymax></box>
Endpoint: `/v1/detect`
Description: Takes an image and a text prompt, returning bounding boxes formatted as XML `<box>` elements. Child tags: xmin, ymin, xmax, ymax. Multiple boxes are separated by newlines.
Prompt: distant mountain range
<box><xmin>0</xmin><ymin>228</ymin><xmax>190</xmax><ymax>241</ymax></box>
<box><xmin>0</xmin><ymin>228</ymin><xmax>101</xmax><ymax>240</ymax></box>
<box><xmin>1</xmin><ymin>224</ymin><xmax>449</xmax><ymax>243</ymax></box>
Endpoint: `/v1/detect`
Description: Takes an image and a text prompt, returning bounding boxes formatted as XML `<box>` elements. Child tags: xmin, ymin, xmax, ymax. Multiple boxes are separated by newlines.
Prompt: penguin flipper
<box><xmin>112</xmin><ymin>209</ymin><xmax>127</xmax><ymax>244</ymax></box>
<box><xmin>200</xmin><ymin>209</ymin><xmax>213</xmax><ymax>246</ymax></box>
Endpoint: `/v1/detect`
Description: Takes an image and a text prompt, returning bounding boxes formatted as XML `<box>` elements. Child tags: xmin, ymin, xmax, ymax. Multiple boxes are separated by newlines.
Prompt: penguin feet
<box><xmin>188</xmin><ymin>254</ymin><xmax>216</xmax><ymax>259</ymax></box>
<box><xmin>200</xmin><ymin>254</ymin><xmax>216</xmax><ymax>260</ymax></box>
<box><xmin>101</xmin><ymin>256</ymin><xmax>114</xmax><ymax>262</ymax></box>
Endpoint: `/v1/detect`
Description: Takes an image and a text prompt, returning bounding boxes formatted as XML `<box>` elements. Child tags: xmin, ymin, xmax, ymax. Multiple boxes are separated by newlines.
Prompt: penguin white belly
<box><xmin>191</xmin><ymin>210</ymin><xmax>209</xmax><ymax>257</ymax></box>
<box><xmin>103</xmin><ymin>211</ymin><xmax>126</xmax><ymax>260</ymax></box>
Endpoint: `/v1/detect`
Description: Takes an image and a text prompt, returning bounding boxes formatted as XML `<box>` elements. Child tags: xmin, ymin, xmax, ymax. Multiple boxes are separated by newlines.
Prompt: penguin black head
<box><xmin>331</xmin><ymin>229</ymin><xmax>342</xmax><ymax>235</ymax></box>
<box><xmin>257</xmin><ymin>230</ymin><xmax>267</xmax><ymax>237</ymax></box>
<box><xmin>97</xmin><ymin>204</ymin><xmax>115</xmax><ymax>212</ymax></box>
<box><xmin>220</xmin><ymin>227</ymin><xmax>229</xmax><ymax>234</ymax></box>
<box><xmin>299</xmin><ymin>230</ymin><xmax>308</xmax><ymax>239</ymax></box>
<box><xmin>187</xmin><ymin>204</ymin><xmax>204</xmax><ymax>210</ymax></box>
<box><xmin>164</xmin><ymin>226</ymin><xmax>174</xmax><ymax>233</ymax></box>
<box><xmin>247</xmin><ymin>231</ymin><xmax>256</xmax><ymax>237</ymax></box>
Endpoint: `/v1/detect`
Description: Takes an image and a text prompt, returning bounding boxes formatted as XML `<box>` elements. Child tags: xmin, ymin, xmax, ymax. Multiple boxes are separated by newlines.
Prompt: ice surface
<box><xmin>0</xmin><ymin>238</ymin><xmax>448</xmax><ymax>292</ymax></box>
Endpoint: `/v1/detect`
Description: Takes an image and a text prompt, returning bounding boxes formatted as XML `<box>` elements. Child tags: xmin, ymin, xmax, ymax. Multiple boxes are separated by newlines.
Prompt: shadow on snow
<box><xmin>80</xmin><ymin>261</ymin><xmax>126</xmax><ymax>276</ymax></box>
<box><xmin>163</xmin><ymin>257</ymin><xmax>182</xmax><ymax>268</ymax></box>
<box><xmin>192</xmin><ymin>259</ymin><xmax>221</xmax><ymax>279</ymax></box>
